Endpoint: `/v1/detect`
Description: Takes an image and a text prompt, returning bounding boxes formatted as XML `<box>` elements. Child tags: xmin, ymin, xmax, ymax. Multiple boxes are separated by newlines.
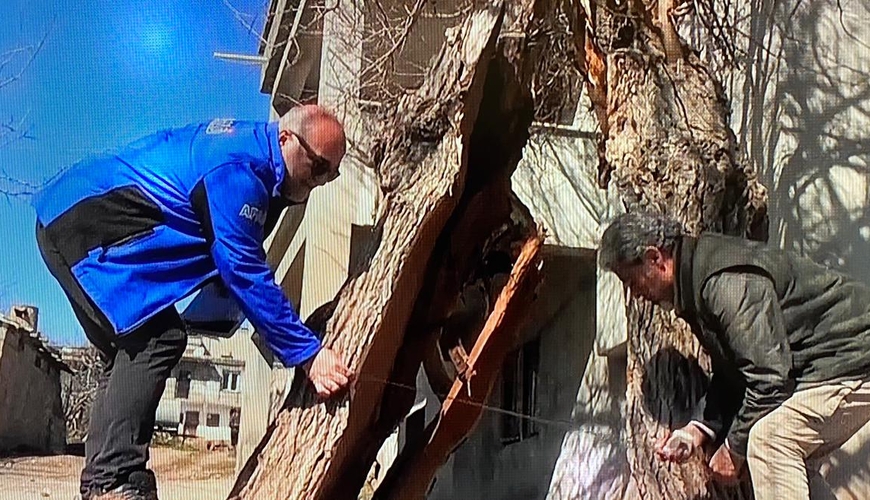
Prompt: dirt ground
<box><xmin>0</xmin><ymin>445</ymin><xmax>236</xmax><ymax>500</ymax></box>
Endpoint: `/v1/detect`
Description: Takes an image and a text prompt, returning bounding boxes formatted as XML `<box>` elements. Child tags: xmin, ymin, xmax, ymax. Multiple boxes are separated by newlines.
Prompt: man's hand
<box><xmin>655</xmin><ymin>424</ymin><xmax>708</xmax><ymax>463</ymax></box>
<box><xmin>301</xmin><ymin>347</ymin><xmax>354</xmax><ymax>399</ymax></box>
<box><xmin>709</xmin><ymin>444</ymin><xmax>744</xmax><ymax>485</ymax></box>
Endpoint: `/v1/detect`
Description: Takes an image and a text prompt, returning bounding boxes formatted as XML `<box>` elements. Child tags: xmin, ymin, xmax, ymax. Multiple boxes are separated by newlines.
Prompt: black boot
<box><xmin>90</xmin><ymin>470</ymin><xmax>158</xmax><ymax>500</ymax></box>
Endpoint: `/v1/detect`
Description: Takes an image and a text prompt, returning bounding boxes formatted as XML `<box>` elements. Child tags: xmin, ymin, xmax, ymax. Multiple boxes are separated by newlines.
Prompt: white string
<box><xmin>358</xmin><ymin>375</ymin><xmax>617</xmax><ymax>436</ymax></box>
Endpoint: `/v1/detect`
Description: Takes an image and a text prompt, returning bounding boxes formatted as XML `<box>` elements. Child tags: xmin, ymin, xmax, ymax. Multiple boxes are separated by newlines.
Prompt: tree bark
<box><xmin>566</xmin><ymin>0</ymin><xmax>768</xmax><ymax>498</ymax></box>
<box><xmin>228</xmin><ymin>2</ymin><xmax>547</xmax><ymax>498</ymax></box>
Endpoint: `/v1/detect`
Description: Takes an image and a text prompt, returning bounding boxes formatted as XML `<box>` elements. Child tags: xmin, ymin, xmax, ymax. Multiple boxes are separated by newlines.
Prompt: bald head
<box><xmin>277</xmin><ymin>105</ymin><xmax>347</xmax><ymax>203</ymax></box>
<box><xmin>279</xmin><ymin>105</ymin><xmax>346</xmax><ymax>164</ymax></box>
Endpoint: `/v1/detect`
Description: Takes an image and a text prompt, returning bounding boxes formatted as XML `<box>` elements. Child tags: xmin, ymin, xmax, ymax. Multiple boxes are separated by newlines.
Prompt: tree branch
<box><xmin>0</xmin><ymin>27</ymin><xmax>49</xmax><ymax>91</ymax></box>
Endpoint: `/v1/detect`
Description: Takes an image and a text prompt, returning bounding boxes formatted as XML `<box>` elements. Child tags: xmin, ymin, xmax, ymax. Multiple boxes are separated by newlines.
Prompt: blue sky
<box><xmin>0</xmin><ymin>0</ymin><xmax>272</xmax><ymax>345</ymax></box>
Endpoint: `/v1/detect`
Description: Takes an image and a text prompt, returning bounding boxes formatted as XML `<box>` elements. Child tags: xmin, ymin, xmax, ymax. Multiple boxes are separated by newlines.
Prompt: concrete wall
<box><xmin>0</xmin><ymin>322</ymin><xmax>66</xmax><ymax>453</ymax></box>
<box><xmin>235</xmin><ymin>325</ymin><xmax>277</xmax><ymax>471</ymax></box>
<box><xmin>706</xmin><ymin>0</ymin><xmax>870</xmax><ymax>278</ymax></box>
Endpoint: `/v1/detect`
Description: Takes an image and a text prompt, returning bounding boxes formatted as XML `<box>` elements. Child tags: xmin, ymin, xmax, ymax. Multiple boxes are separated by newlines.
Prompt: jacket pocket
<box><xmin>99</xmin><ymin>227</ymin><xmax>160</xmax><ymax>262</ymax></box>
<box><xmin>106</xmin><ymin>227</ymin><xmax>156</xmax><ymax>249</ymax></box>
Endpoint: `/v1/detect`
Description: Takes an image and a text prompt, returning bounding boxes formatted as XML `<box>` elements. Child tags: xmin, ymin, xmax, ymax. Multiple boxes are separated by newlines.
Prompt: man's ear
<box><xmin>278</xmin><ymin>129</ymin><xmax>291</xmax><ymax>145</ymax></box>
<box><xmin>642</xmin><ymin>247</ymin><xmax>661</xmax><ymax>265</ymax></box>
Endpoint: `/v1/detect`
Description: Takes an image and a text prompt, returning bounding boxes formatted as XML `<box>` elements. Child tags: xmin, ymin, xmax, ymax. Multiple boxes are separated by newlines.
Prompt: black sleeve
<box><xmin>701</xmin><ymin>271</ymin><xmax>794</xmax><ymax>457</ymax></box>
<box><xmin>691</xmin><ymin>359</ymin><xmax>744</xmax><ymax>446</ymax></box>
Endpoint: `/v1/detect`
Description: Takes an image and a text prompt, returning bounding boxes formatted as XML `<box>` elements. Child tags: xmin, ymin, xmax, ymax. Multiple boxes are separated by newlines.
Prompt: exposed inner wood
<box><xmin>226</xmin><ymin>0</ymin><xmax>565</xmax><ymax>495</ymax></box>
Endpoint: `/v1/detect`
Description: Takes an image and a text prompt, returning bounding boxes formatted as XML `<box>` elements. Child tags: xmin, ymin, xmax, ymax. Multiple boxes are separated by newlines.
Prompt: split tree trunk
<box><xmin>567</xmin><ymin>0</ymin><xmax>768</xmax><ymax>498</ymax></box>
<box><xmin>228</xmin><ymin>1</ymin><xmax>549</xmax><ymax>498</ymax></box>
<box><xmin>228</xmin><ymin>8</ymin><xmax>500</xmax><ymax>498</ymax></box>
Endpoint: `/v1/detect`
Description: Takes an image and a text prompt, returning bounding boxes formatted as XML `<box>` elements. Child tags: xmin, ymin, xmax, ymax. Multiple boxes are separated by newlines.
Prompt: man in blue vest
<box><xmin>33</xmin><ymin>105</ymin><xmax>353</xmax><ymax>500</ymax></box>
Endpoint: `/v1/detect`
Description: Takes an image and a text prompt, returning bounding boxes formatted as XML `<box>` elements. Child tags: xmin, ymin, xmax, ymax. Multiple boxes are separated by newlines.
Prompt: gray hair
<box><xmin>598</xmin><ymin>212</ymin><xmax>686</xmax><ymax>270</ymax></box>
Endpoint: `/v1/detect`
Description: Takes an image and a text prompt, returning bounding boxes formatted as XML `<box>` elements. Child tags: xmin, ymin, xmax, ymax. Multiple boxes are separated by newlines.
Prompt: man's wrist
<box><xmin>685</xmin><ymin>422</ymin><xmax>712</xmax><ymax>446</ymax></box>
<box><xmin>688</xmin><ymin>421</ymin><xmax>717</xmax><ymax>441</ymax></box>
<box><xmin>300</xmin><ymin>348</ymin><xmax>320</xmax><ymax>373</ymax></box>
<box><xmin>724</xmin><ymin>438</ymin><xmax>745</xmax><ymax>461</ymax></box>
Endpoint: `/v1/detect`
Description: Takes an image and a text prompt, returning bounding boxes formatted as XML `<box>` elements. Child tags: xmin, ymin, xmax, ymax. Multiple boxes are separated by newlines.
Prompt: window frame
<box><xmin>499</xmin><ymin>336</ymin><xmax>541</xmax><ymax>445</ymax></box>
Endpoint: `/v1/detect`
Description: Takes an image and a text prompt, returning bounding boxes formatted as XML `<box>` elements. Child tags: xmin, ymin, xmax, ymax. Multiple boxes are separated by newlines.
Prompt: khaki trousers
<box><xmin>747</xmin><ymin>379</ymin><xmax>870</xmax><ymax>500</ymax></box>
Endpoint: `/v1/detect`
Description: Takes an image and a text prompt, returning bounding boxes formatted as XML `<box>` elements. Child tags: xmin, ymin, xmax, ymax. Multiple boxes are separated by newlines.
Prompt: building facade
<box><xmin>0</xmin><ymin>305</ymin><xmax>70</xmax><ymax>454</ymax></box>
<box><xmin>156</xmin><ymin>334</ymin><xmax>244</xmax><ymax>447</ymax></box>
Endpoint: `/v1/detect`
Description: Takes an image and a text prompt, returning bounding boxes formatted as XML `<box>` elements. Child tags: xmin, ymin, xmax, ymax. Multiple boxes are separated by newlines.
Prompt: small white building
<box><xmin>157</xmin><ymin>335</ymin><xmax>244</xmax><ymax>446</ymax></box>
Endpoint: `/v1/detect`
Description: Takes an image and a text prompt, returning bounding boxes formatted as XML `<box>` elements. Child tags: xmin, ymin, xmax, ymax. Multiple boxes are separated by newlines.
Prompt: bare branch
<box><xmin>835</xmin><ymin>0</ymin><xmax>870</xmax><ymax>52</ymax></box>
<box><xmin>0</xmin><ymin>20</ymin><xmax>55</xmax><ymax>159</ymax></box>
<box><xmin>0</xmin><ymin>112</ymin><xmax>35</xmax><ymax>149</ymax></box>
<box><xmin>365</xmin><ymin>0</ymin><xmax>428</xmax><ymax>81</ymax></box>
<box><xmin>222</xmin><ymin>0</ymin><xmax>271</xmax><ymax>46</ymax></box>
<box><xmin>0</xmin><ymin>26</ymin><xmax>50</xmax><ymax>91</ymax></box>
<box><xmin>60</xmin><ymin>347</ymin><xmax>104</xmax><ymax>442</ymax></box>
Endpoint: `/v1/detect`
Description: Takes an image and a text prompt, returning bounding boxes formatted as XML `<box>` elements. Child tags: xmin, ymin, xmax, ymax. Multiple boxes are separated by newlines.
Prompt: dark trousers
<box><xmin>36</xmin><ymin>223</ymin><xmax>187</xmax><ymax>496</ymax></box>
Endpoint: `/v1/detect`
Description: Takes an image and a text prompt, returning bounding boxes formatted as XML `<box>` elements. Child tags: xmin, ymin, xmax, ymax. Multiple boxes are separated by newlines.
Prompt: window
<box><xmin>500</xmin><ymin>337</ymin><xmax>541</xmax><ymax>444</ymax></box>
<box><xmin>176</xmin><ymin>370</ymin><xmax>192</xmax><ymax>399</ymax></box>
<box><xmin>183</xmin><ymin>411</ymin><xmax>199</xmax><ymax>436</ymax></box>
<box><xmin>221</xmin><ymin>371</ymin><xmax>240</xmax><ymax>392</ymax></box>
<box><xmin>522</xmin><ymin>339</ymin><xmax>540</xmax><ymax>439</ymax></box>
<box><xmin>206</xmin><ymin>413</ymin><xmax>220</xmax><ymax>427</ymax></box>
<box><xmin>229</xmin><ymin>407</ymin><xmax>241</xmax><ymax>446</ymax></box>
<box><xmin>501</xmin><ymin>350</ymin><xmax>520</xmax><ymax>442</ymax></box>
<box><xmin>229</xmin><ymin>407</ymin><xmax>241</xmax><ymax>427</ymax></box>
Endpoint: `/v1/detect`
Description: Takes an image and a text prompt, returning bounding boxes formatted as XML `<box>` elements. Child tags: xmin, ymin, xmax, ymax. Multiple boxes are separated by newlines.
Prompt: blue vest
<box><xmin>32</xmin><ymin>119</ymin><xmax>321</xmax><ymax>367</ymax></box>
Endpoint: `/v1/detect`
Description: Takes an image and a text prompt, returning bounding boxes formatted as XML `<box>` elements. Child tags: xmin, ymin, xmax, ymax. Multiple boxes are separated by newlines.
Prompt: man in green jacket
<box><xmin>599</xmin><ymin>211</ymin><xmax>870</xmax><ymax>499</ymax></box>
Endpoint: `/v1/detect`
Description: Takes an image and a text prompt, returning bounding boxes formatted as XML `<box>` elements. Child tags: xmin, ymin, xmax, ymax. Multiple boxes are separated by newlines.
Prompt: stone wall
<box><xmin>0</xmin><ymin>314</ymin><xmax>67</xmax><ymax>453</ymax></box>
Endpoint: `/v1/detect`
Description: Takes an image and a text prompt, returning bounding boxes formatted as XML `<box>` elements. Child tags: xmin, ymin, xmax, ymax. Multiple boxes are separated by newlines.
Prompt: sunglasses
<box><xmin>291</xmin><ymin>131</ymin><xmax>339</xmax><ymax>183</ymax></box>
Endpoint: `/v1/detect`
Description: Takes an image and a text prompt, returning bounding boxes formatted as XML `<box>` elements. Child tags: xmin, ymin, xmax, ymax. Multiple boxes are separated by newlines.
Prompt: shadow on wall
<box><xmin>734</xmin><ymin>0</ymin><xmax>870</xmax><ymax>283</ymax></box>
<box><xmin>543</xmin><ymin>351</ymin><xmax>633</xmax><ymax>500</ymax></box>
<box><xmin>730</xmin><ymin>3</ymin><xmax>870</xmax><ymax>489</ymax></box>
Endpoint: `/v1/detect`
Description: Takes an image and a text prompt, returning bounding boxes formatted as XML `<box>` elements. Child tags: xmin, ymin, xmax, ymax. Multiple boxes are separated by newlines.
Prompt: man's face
<box><xmin>280</xmin><ymin>123</ymin><xmax>346</xmax><ymax>203</ymax></box>
<box><xmin>614</xmin><ymin>247</ymin><xmax>675</xmax><ymax>306</ymax></box>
